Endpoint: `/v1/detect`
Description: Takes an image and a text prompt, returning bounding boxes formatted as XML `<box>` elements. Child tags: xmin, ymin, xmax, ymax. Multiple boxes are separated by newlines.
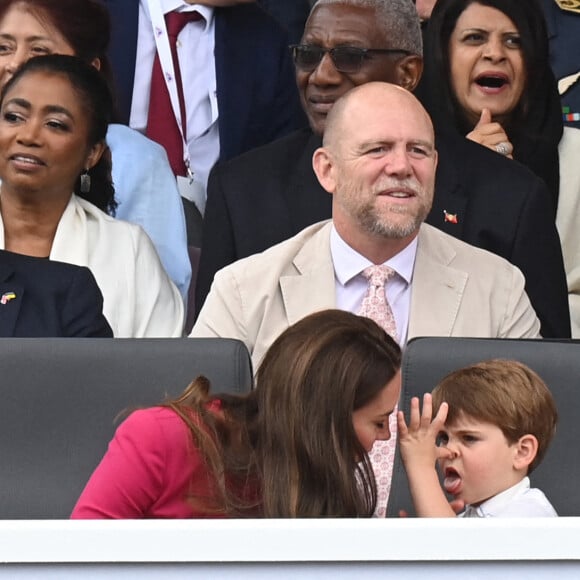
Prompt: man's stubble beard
<box><xmin>337</xmin><ymin>177</ymin><xmax>433</xmax><ymax>240</ymax></box>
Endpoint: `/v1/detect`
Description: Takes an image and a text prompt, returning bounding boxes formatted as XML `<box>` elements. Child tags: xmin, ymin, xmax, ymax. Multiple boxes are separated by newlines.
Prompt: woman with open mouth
<box><xmin>418</xmin><ymin>0</ymin><xmax>580</xmax><ymax>336</ymax></box>
<box><xmin>418</xmin><ymin>0</ymin><xmax>577</xmax><ymax>212</ymax></box>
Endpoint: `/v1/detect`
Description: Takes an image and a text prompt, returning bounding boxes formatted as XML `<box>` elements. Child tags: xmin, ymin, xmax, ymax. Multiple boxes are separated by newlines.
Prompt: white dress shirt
<box><xmin>460</xmin><ymin>477</ymin><xmax>558</xmax><ymax>518</ymax></box>
<box><xmin>330</xmin><ymin>226</ymin><xmax>417</xmax><ymax>346</ymax></box>
<box><xmin>131</xmin><ymin>0</ymin><xmax>220</xmax><ymax>199</ymax></box>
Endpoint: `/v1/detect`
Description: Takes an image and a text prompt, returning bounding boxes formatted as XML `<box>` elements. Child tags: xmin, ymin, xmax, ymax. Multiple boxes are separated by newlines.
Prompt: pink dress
<box><xmin>71</xmin><ymin>404</ymin><xmax>223</xmax><ymax>519</ymax></box>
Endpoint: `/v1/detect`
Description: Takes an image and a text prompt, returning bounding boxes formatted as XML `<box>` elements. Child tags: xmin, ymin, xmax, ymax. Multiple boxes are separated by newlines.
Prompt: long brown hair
<box><xmin>164</xmin><ymin>310</ymin><xmax>401</xmax><ymax>517</ymax></box>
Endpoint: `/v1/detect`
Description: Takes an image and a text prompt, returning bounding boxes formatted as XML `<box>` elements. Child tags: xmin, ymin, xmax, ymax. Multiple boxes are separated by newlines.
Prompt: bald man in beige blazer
<box><xmin>192</xmin><ymin>83</ymin><xmax>540</xmax><ymax>368</ymax></box>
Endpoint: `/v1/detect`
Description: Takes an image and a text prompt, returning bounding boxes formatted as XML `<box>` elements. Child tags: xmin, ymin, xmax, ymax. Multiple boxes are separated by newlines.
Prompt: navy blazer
<box><xmin>104</xmin><ymin>1</ymin><xmax>306</xmax><ymax>161</ymax></box>
<box><xmin>0</xmin><ymin>251</ymin><xmax>112</xmax><ymax>338</ymax></box>
<box><xmin>257</xmin><ymin>0</ymin><xmax>311</xmax><ymax>44</ymax></box>
<box><xmin>197</xmin><ymin>128</ymin><xmax>571</xmax><ymax>339</ymax></box>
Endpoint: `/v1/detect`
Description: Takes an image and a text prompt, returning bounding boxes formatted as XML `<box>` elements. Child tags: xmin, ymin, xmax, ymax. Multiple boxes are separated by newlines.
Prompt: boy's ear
<box><xmin>513</xmin><ymin>434</ymin><xmax>538</xmax><ymax>471</ymax></box>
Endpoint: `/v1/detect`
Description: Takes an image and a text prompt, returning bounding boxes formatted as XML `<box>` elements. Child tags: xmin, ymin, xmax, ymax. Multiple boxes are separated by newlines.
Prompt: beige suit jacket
<box><xmin>192</xmin><ymin>221</ymin><xmax>540</xmax><ymax>368</ymax></box>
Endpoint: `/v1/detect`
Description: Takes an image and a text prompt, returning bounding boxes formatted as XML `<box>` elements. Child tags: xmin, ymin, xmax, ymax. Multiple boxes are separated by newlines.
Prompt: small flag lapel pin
<box><xmin>1</xmin><ymin>292</ymin><xmax>16</xmax><ymax>305</ymax></box>
<box><xmin>443</xmin><ymin>210</ymin><xmax>458</xmax><ymax>224</ymax></box>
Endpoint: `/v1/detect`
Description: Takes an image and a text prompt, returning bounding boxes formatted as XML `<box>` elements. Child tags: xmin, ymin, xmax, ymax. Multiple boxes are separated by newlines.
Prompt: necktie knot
<box><xmin>165</xmin><ymin>10</ymin><xmax>202</xmax><ymax>39</ymax></box>
<box><xmin>361</xmin><ymin>264</ymin><xmax>395</xmax><ymax>288</ymax></box>
<box><xmin>358</xmin><ymin>263</ymin><xmax>397</xmax><ymax>340</ymax></box>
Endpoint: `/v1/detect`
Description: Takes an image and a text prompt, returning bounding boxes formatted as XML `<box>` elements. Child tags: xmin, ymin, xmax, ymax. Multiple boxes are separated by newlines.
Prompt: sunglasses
<box><xmin>290</xmin><ymin>44</ymin><xmax>411</xmax><ymax>74</ymax></box>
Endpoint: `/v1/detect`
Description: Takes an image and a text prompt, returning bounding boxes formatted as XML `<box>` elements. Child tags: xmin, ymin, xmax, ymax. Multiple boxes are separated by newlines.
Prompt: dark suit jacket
<box><xmin>197</xmin><ymin>127</ymin><xmax>571</xmax><ymax>339</ymax></box>
<box><xmin>103</xmin><ymin>1</ymin><xmax>306</xmax><ymax>161</ymax></box>
<box><xmin>0</xmin><ymin>251</ymin><xmax>113</xmax><ymax>338</ymax></box>
<box><xmin>257</xmin><ymin>0</ymin><xmax>311</xmax><ymax>44</ymax></box>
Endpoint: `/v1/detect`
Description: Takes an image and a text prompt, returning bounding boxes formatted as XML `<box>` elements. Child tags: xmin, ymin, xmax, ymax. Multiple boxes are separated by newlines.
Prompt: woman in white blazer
<box><xmin>0</xmin><ymin>54</ymin><xmax>184</xmax><ymax>337</ymax></box>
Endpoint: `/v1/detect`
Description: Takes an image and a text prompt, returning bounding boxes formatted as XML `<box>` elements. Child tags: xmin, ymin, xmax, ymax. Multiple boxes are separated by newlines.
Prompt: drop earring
<box><xmin>80</xmin><ymin>168</ymin><xmax>91</xmax><ymax>194</ymax></box>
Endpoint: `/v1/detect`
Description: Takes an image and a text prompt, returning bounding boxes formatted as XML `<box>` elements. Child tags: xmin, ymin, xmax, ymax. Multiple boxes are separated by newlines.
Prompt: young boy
<box><xmin>398</xmin><ymin>359</ymin><xmax>558</xmax><ymax>517</ymax></box>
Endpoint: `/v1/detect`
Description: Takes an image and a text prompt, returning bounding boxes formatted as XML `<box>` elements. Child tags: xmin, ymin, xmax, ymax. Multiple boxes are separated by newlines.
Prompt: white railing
<box><xmin>0</xmin><ymin>518</ymin><xmax>578</xmax><ymax>577</ymax></box>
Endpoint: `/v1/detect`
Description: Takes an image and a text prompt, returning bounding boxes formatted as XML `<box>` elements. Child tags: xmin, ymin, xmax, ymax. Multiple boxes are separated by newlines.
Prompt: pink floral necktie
<box><xmin>358</xmin><ymin>265</ymin><xmax>398</xmax><ymax>517</ymax></box>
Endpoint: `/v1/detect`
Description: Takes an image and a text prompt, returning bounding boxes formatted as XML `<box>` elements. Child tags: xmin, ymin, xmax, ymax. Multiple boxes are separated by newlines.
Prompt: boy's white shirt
<box><xmin>459</xmin><ymin>477</ymin><xmax>557</xmax><ymax>517</ymax></box>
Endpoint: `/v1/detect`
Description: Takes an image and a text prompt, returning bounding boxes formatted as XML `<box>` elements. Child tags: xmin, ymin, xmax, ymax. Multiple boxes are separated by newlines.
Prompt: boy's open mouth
<box><xmin>443</xmin><ymin>466</ymin><xmax>462</xmax><ymax>495</ymax></box>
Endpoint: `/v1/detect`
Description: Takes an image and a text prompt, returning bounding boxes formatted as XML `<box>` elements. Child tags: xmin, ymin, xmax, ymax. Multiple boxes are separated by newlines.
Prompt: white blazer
<box><xmin>556</xmin><ymin>126</ymin><xmax>580</xmax><ymax>338</ymax></box>
<box><xmin>0</xmin><ymin>195</ymin><xmax>184</xmax><ymax>337</ymax></box>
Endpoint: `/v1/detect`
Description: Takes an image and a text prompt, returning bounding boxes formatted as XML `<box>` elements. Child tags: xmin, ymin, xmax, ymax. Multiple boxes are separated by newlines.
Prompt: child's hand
<box><xmin>397</xmin><ymin>394</ymin><xmax>458</xmax><ymax>518</ymax></box>
<box><xmin>397</xmin><ymin>394</ymin><xmax>450</xmax><ymax>468</ymax></box>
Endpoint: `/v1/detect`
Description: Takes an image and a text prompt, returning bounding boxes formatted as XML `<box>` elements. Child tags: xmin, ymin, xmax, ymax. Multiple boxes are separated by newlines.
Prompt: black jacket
<box><xmin>0</xmin><ymin>250</ymin><xmax>112</xmax><ymax>338</ymax></box>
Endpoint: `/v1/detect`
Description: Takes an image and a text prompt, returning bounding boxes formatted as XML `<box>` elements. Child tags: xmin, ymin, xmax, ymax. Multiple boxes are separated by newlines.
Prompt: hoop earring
<box><xmin>80</xmin><ymin>169</ymin><xmax>91</xmax><ymax>194</ymax></box>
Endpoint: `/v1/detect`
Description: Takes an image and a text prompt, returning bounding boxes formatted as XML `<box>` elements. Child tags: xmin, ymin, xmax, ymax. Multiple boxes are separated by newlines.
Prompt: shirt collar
<box><xmin>161</xmin><ymin>1</ymin><xmax>214</xmax><ymax>30</ymax></box>
<box><xmin>469</xmin><ymin>477</ymin><xmax>531</xmax><ymax>517</ymax></box>
<box><xmin>330</xmin><ymin>225</ymin><xmax>418</xmax><ymax>286</ymax></box>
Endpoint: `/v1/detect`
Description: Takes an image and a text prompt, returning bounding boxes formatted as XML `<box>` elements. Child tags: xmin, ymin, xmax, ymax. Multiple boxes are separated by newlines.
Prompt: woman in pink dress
<box><xmin>72</xmin><ymin>309</ymin><xmax>402</xmax><ymax>518</ymax></box>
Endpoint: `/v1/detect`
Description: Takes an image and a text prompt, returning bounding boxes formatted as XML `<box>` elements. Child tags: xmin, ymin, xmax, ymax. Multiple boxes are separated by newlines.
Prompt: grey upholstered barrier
<box><xmin>0</xmin><ymin>338</ymin><xmax>253</xmax><ymax>519</ymax></box>
<box><xmin>387</xmin><ymin>337</ymin><xmax>580</xmax><ymax>517</ymax></box>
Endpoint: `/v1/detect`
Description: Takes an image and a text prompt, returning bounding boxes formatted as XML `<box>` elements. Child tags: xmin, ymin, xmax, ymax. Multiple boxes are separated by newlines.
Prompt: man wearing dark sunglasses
<box><xmin>196</xmin><ymin>0</ymin><xmax>570</xmax><ymax>339</ymax></box>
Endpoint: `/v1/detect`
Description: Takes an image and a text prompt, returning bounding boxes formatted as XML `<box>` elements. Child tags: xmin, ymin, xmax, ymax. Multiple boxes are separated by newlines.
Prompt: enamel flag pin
<box><xmin>1</xmin><ymin>292</ymin><xmax>16</xmax><ymax>305</ymax></box>
<box><xmin>443</xmin><ymin>210</ymin><xmax>458</xmax><ymax>224</ymax></box>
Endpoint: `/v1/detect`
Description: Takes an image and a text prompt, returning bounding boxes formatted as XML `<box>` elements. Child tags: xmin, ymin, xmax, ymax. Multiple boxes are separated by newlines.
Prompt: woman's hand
<box><xmin>466</xmin><ymin>108</ymin><xmax>514</xmax><ymax>159</ymax></box>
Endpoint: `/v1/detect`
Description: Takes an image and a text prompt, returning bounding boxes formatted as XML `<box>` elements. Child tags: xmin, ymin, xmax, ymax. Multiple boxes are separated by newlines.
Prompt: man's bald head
<box><xmin>323</xmin><ymin>82</ymin><xmax>435</xmax><ymax>154</ymax></box>
<box><xmin>312</xmin><ymin>81</ymin><xmax>438</xmax><ymax>261</ymax></box>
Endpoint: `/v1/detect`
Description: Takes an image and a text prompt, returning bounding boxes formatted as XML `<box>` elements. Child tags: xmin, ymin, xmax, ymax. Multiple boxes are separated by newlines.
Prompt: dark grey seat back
<box><xmin>388</xmin><ymin>337</ymin><xmax>580</xmax><ymax>517</ymax></box>
<box><xmin>0</xmin><ymin>338</ymin><xmax>252</xmax><ymax>519</ymax></box>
